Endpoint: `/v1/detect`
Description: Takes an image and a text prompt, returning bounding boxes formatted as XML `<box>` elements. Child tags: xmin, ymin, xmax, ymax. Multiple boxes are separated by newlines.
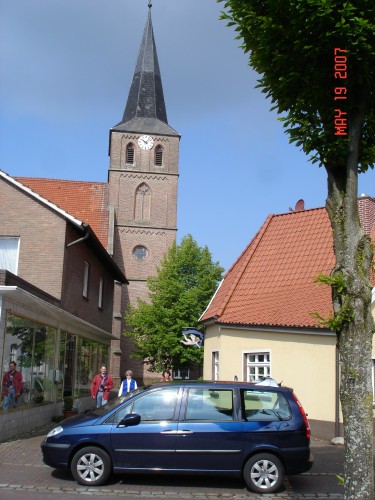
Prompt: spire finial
<box><xmin>148</xmin><ymin>1</ymin><xmax>152</xmax><ymax>9</ymax></box>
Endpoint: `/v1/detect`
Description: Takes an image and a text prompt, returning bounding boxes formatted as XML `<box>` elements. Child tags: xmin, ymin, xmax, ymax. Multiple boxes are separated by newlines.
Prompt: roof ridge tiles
<box><xmin>16</xmin><ymin>176</ymin><xmax>106</xmax><ymax>185</ymax></box>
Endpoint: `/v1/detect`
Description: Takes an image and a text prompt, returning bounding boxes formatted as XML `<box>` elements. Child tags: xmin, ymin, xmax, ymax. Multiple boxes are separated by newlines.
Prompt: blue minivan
<box><xmin>41</xmin><ymin>381</ymin><xmax>313</xmax><ymax>494</ymax></box>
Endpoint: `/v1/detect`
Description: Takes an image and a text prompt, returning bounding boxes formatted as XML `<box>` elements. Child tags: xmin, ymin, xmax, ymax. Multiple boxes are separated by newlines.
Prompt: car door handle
<box><xmin>160</xmin><ymin>430</ymin><xmax>178</xmax><ymax>434</ymax></box>
<box><xmin>176</xmin><ymin>430</ymin><xmax>193</xmax><ymax>434</ymax></box>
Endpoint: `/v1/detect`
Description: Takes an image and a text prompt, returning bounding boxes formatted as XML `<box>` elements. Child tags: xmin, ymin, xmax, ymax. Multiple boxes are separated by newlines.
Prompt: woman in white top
<box><xmin>118</xmin><ymin>370</ymin><xmax>137</xmax><ymax>396</ymax></box>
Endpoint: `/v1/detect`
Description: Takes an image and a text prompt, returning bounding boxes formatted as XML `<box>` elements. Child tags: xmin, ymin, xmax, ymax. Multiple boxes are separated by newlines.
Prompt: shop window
<box><xmin>2</xmin><ymin>314</ymin><xmax>56</xmax><ymax>406</ymax></box>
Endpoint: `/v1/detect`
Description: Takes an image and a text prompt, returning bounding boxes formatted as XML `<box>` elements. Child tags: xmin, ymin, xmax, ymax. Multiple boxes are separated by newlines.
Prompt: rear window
<box><xmin>184</xmin><ymin>388</ymin><xmax>234</xmax><ymax>421</ymax></box>
<box><xmin>242</xmin><ymin>389</ymin><xmax>292</xmax><ymax>421</ymax></box>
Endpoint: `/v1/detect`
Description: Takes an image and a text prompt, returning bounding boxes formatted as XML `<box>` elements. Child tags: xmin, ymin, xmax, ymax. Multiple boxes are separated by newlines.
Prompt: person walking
<box><xmin>118</xmin><ymin>370</ymin><xmax>137</xmax><ymax>396</ymax></box>
<box><xmin>91</xmin><ymin>365</ymin><xmax>114</xmax><ymax>407</ymax></box>
<box><xmin>2</xmin><ymin>361</ymin><xmax>23</xmax><ymax>411</ymax></box>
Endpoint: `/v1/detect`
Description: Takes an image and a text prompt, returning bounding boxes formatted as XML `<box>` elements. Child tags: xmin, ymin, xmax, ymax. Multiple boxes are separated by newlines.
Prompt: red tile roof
<box><xmin>201</xmin><ymin>207</ymin><xmax>336</xmax><ymax>329</ymax></box>
<box><xmin>15</xmin><ymin>177</ymin><xmax>109</xmax><ymax>249</ymax></box>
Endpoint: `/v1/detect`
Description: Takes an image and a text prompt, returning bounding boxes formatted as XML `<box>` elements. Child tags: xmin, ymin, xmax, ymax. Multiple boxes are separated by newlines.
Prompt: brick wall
<box><xmin>61</xmin><ymin>225</ymin><xmax>115</xmax><ymax>333</ymax></box>
<box><xmin>108</xmin><ymin>131</ymin><xmax>179</xmax><ymax>382</ymax></box>
<box><xmin>0</xmin><ymin>179</ymin><xmax>65</xmax><ymax>298</ymax></box>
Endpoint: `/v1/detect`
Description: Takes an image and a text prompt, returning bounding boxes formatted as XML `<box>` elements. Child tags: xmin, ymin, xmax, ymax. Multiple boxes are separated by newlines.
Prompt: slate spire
<box><xmin>122</xmin><ymin>4</ymin><xmax>168</xmax><ymax>124</ymax></box>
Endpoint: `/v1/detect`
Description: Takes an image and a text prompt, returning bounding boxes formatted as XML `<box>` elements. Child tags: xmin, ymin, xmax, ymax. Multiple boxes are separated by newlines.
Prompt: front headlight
<box><xmin>47</xmin><ymin>425</ymin><xmax>64</xmax><ymax>437</ymax></box>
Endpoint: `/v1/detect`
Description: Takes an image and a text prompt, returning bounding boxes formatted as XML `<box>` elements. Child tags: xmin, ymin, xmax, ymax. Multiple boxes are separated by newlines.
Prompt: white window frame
<box><xmin>212</xmin><ymin>351</ymin><xmax>219</xmax><ymax>381</ymax></box>
<box><xmin>83</xmin><ymin>261</ymin><xmax>90</xmax><ymax>298</ymax></box>
<box><xmin>244</xmin><ymin>350</ymin><xmax>271</xmax><ymax>382</ymax></box>
<box><xmin>173</xmin><ymin>368</ymin><xmax>190</xmax><ymax>380</ymax></box>
<box><xmin>0</xmin><ymin>237</ymin><xmax>20</xmax><ymax>274</ymax></box>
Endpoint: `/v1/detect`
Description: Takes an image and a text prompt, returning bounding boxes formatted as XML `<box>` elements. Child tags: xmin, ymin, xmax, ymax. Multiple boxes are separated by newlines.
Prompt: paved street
<box><xmin>0</xmin><ymin>427</ymin><xmax>347</xmax><ymax>499</ymax></box>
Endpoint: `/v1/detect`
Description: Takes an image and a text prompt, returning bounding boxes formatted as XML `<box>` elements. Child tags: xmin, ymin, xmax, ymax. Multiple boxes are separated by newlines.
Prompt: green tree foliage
<box><xmin>220</xmin><ymin>0</ymin><xmax>375</xmax><ymax>170</ymax></box>
<box><xmin>124</xmin><ymin>234</ymin><xmax>224</xmax><ymax>373</ymax></box>
<box><xmin>219</xmin><ymin>2</ymin><xmax>374</xmax><ymax>499</ymax></box>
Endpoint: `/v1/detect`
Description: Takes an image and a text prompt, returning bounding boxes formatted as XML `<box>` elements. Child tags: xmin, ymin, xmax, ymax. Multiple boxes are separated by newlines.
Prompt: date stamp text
<box><xmin>334</xmin><ymin>48</ymin><xmax>347</xmax><ymax>136</ymax></box>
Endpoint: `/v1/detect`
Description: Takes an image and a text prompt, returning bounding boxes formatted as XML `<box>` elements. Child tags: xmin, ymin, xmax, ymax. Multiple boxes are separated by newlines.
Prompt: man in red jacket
<box><xmin>90</xmin><ymin>365</ymin><xmax>114</xmax><ymax>407</ymax></box>
<box><xmin>2</xmin><ymin>361</ymin><xmax>23</xmax><ymax>411</ymax></box>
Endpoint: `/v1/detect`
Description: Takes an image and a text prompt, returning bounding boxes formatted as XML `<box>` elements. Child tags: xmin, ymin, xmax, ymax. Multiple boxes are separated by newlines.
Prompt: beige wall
<box><xmin>203</xmin><ymin>325</ymin><xmax>337</xmax><ymax>424</ymax></box>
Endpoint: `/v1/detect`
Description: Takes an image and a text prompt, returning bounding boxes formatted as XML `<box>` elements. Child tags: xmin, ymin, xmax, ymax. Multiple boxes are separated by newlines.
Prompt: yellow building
<box><xmin>200</xmin><ymin>198</ymin><xmax>375</xmax><ymax>441</ymax></box>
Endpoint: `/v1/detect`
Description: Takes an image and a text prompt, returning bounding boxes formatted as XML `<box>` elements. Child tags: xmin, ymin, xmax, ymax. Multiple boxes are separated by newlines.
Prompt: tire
<box><xmin>243</xmin><ymin>453</ymin><xmax>284</xmax><ymax>493</ymax></box>
<box><xmin>71</xmin><ymin>446</ymin><xmax>112</xmax><ymax>486</ymax></box>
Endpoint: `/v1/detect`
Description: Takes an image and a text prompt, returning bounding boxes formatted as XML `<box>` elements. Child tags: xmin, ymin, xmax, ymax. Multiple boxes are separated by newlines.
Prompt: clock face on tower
<box><xmin>138</xmin><ymin>135</ymin><xmax>154</xmax><ymax>150</ymax></box>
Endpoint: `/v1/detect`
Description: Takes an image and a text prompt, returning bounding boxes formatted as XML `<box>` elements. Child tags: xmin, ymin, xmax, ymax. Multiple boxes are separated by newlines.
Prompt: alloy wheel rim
<box><xmin>77</xmin><ymin>453</ymin><xmax>104</xmax><ymax>482</ymax></box>
<box><xmin>250</xmin><ymin>459</ymin><xmax>278</xmax><ymax>489</ymax></box>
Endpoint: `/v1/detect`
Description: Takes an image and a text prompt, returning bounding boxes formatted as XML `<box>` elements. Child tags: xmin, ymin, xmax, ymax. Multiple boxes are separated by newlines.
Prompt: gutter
<box><xmin>66</xmin><ymin>223</ymin><xmax>128</xmax><ymax>285</ymax></box>
<box><xmin>66</xmin><ymin>224</ymin><xmax>90</xmax><ymax>248</ymax></box>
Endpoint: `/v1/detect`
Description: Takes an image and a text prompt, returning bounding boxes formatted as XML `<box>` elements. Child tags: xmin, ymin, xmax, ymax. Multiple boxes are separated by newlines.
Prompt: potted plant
<box><xmin>63</xmin><ymin>396</ymin><xmax>75</xmax><ymax>418</ymax></box>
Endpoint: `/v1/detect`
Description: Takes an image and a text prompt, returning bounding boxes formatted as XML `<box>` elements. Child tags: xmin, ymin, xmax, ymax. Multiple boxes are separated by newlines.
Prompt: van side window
<box><xmin>184</xmin><ymin>388</ymin><xmax>234</xmax><ymax>421</ymax></box>
<box><xmin>242</xmin><ymin>390</ymin><xmax>292</xmax><ymax>421</ymax></box>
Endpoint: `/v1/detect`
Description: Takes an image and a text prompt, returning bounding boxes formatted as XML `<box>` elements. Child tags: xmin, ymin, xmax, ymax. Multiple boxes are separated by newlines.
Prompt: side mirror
<box><xmin>118</xmin><ymin>413</ymin><xmax>141</xmax><ymax>427</ymax></box>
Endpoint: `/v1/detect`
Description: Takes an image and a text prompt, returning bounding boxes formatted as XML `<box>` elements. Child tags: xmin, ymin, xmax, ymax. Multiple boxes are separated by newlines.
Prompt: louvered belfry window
<box><xmin>126</xmin><ymin>143</ymin><xmax>135</xmax><ymax>164</ymax></box>
<box><xmin>155</xmin><ymin>145</ymin><xmax>163</xmax><ymax>166</ymax></box>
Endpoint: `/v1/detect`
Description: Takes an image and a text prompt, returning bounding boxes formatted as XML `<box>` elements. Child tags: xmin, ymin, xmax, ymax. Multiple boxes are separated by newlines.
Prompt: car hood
<box><xmin>61</xmin><ymin>412</ymin><xmax>102</xmax><ymax>428</ymax></box>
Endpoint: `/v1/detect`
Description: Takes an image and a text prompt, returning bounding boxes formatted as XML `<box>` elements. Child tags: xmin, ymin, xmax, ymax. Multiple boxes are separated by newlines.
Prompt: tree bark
<box><xmin>325</xmin><ymin>105</ymin><xmax>374</xmax><ymax>499</ymax></box>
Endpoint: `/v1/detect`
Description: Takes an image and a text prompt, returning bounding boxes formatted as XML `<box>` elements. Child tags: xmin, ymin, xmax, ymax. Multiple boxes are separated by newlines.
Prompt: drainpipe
<box><xmin>66</xmin><ymin>224</ymin><xmax>90</xmax><ymax>248</ymax></box>
<box><xmin>335</xmin><ymin>344</ymin><xmax>340</xmax><ymax>437</ymax></box>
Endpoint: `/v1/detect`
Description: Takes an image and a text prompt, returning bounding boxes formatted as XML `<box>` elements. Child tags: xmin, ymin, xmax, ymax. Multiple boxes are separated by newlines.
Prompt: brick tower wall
<box><xmin>108</xmin><ymin>130</ymin><xmax>179</xmax><ymax>384</ymax></box>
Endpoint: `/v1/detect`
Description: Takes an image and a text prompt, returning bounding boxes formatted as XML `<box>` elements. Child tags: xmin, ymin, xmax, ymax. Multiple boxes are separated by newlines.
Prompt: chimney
<box><xmin>294</xmin><ymin>199</ymin><xmax>305</xmax><ymax>212</ymax></box>
<box><xmin>358</xmin><ymin>196</ymin><xmax>375</xmax><ymax>235</ymax></box>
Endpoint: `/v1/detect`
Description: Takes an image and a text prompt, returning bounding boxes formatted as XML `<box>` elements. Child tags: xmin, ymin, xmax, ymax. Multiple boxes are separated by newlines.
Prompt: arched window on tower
<box><xmin>126</xmin><ymin>143</ymin><xmax>135</xmax><ymax>165</ymax></box>
<box><xmin>134</xmin><ymin>183</ymin><xmax>151</xmax><ymax>221</ymax></box>
<box><xmin>155</xmin><ymin>145</ymin><xmax>163</xmax><ymax>167</ymax></box>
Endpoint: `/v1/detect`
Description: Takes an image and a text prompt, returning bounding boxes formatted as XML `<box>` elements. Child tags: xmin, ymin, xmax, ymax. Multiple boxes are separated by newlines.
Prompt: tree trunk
<box><xmin>325</xmin><ymin>109</ymin><xmax>374</xmax><ymax>499</ymax></box>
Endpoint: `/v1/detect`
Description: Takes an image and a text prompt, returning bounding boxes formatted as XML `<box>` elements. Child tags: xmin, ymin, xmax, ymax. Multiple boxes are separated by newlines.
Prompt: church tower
<box><xmin>108</xmin><ymin>4</ymin><xmax>180</xmax><ymax>383</ymax></box>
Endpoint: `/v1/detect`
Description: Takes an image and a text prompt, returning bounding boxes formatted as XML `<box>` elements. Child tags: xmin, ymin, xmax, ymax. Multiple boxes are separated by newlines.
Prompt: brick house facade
<box><xmin>0</xmin><ymin>171</ymin><xmax>127</xmax><ymax>441</ymax></box>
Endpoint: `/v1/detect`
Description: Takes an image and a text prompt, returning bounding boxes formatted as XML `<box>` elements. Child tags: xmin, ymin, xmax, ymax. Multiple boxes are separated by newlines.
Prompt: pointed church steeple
<box><xmin>123</xmin><ymin>4</ymin><xmax>167</xmax><ymax>123</ymax></box>
<box><xmin>112</xmin><ymin>3</ymin><xmax>178</xmax><ymax>136</ymax></box>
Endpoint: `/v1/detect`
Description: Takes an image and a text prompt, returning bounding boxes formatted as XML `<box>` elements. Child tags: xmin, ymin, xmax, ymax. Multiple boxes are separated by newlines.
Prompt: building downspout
<box><xmin>335</xmin><ymin>344</ymin><xmax>340</xmax><ymax>437</ymax></box>
<box><xmin>66</xmin><ymin>224</ymin><xmax>90</xmax><ymax>248</ymax></box>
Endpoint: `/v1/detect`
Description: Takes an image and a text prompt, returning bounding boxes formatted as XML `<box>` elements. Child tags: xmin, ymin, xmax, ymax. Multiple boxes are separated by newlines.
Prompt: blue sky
<box><xmin>1</xmin><ymin>0</ymin><xmax>374</xmax><ymax>271</ymax></box>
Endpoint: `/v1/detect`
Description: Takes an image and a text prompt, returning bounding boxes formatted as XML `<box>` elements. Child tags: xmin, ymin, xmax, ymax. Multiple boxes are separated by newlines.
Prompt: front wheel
<box><xmin>243</xmin><ymin>453</ymin><xmax>284</xmax><ymax>493</ymax></box>
<box><xmin>71</xmin><ymin>446</ymin><xmax>112</xmax><ymax>486</ymax></box>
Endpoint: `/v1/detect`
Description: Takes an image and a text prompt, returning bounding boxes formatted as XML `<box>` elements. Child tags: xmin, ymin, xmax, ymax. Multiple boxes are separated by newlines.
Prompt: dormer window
<box><xmin>155</xmin><ymin>145</ymin><xmax>163</xmax><ymax>166</ymax></box>
<box><xmin>126</xmin><ymin>143</ymin><xmax>135</xmax><ymax>164</ymax></box>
